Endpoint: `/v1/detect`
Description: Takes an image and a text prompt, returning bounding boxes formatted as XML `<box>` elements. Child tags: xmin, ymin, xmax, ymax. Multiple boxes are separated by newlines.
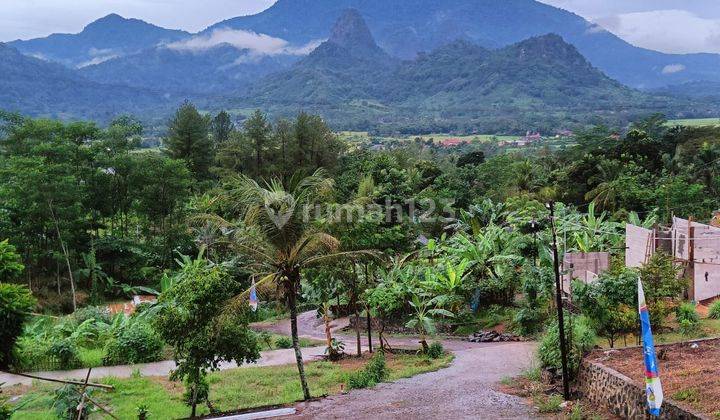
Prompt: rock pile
<box><xmin>466</xmin><ymin>330</ymin><xmax>522</xmax><ymax>343</ymax></box>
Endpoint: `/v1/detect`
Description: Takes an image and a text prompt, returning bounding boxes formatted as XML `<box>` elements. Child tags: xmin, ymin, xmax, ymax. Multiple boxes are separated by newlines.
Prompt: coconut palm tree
<box><xmin>214</xmin><ymin>169</ymin><xmax>372</xmax><ymax>400</ymax></box>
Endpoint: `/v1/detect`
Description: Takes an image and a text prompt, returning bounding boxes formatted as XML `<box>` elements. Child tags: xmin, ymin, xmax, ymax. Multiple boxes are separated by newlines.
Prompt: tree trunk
<box><xmin>366</xmin><ymin>305</ymin><xmax>373</xmax><ymax>353</ymax></box>
<box><xmin>288</xmin><ymin>280</ymin><xmax>311</xmax><ymax>400</ymax></box>
<box><xmin>350</xmin><ymin>263</ymin><xmax>361</xmax><ymax>356</ymax></box>
<box><xmin>49</xmin><ymin>201</ymin><xmax>76</xmax><ymax>312</ymax></box>
<box><xmin>379</xmin><ymin>320</ymin><xmax>385</xmax><ymax>352</ymax></box>
<box><xmin>323</xmin><ymin>307</ymin><xmax>337</xmax><ymax>360</ymax></box>
<box><xmin>191</xmin><ymin>380</ymin><xmax>198</xmax><ymax>418</ymax></box>
<box><xmin>364</xmin><ymin>264</ymin><xmax>373</xmax><ymax>353</ymax></box>
<box><xmin>354</xmin><ymin>307</ymin><xmax>361</xmax><ymax>357</ymax></box>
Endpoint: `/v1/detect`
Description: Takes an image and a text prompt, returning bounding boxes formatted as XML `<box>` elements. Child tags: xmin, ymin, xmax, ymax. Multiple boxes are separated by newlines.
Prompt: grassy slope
<box><xmin>667</xmin><ymin>117</ymin><xmax>720</xmax><ymax>127</ymax></box>
<box><xmin>10</xmin><ymin>353</ymin><xmax>453</xmax><ymax>419</ymax></box>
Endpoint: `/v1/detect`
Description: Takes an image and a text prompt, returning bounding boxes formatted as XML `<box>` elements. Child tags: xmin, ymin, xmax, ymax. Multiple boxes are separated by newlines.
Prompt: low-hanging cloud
<box><xmin>662</xmin><ymin>64</ymin><xmax>686</xmax><ymax>74</ymax></box>
<box><xmin>166</xmin><ymin>28</ymin><xmax>322</xmax><ymax>56</ymax></box>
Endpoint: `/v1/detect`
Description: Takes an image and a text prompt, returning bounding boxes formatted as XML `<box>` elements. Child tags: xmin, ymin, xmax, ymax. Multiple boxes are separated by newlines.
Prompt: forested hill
<box><xmin>205</xmin><ymin>0</ymin><xmax>720</xmax><ymax>89</ymax></box>
<box><xmin>247</xmin><ymin>9</ymin><xmax>398</xmax><ymax>105</ymax></box>
<box><xmin>0</xmin><ymin>43</ymin><xmax>174</xmax><ymax>121</ymax></box>
<box><xmin>242</xmin><ymin>12</ymin><xmax>698</xmax><ymax>134</ymax></box>
<box><xmin>8</xmin><ymin>14</ymin><xmax>190</xmax><ymax>68</ymax></box>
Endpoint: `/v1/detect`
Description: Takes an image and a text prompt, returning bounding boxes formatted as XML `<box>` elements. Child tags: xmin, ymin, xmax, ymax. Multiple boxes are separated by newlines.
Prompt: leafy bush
<box><xmin>73</xmin><ymin>306</ymin><xmax>111</xmax><ymax>325</ymax></box>
<box><xmin>675</xmin><ymin>302</ymin><xmax>701</xmax><ymax>337</ymax></box>
<box><xmin>0</xmin><ymin>391</ymin><xmax>13</xmax><ymax>420</ymax></box>
<box><xmin>513</xmin><ymin>305</ymin><xmax>545</xmax><ymax>336</ymax></box>
<box><xmin>53</xmin><ymin>384</ymin><xmax>91</xmax><ymax>419</ymax></box>
<box><xmin>426</xmin><ymin>342</ymin><xmax>444</xmax><ymax>359</ymax></box>
<box><xmin>0</xmin><ymin>283</ymin><xmax>36</xmax><ymax>369</ymax></box>
<box><xmin>709</xmin><ymin>300</ymin><xmax>720</xmax><ymax>320</ymax></box>
<box><xmin>274</xmin><ymin>336</ymin><xmax>293</xmax><ymax>349</ymax></box>
<box><xmin>103</xmin><ymin>319</ymin><xmax>163</xmax><ymax>365</ymax></box>
<box><xmin>538</xmin><ymin>314</ymin><xmax>596</xmax><ymax>375</ymax></box>
<box><xmin>676</xmin><ymin>302</ymin><xmax>700</xmax><ymax>324</ymax></box>
<box><xmin>48</xmin><ymin>338</ymin><xmax>81</xmax><ymax>370</ymax></box>
<box><xmin>346</xmin><ymin>353</ymin><xmax>388</xmax><ymax>389</ymax></box>
<box><xmin>535</xmin><ymin>394</ymin><xmax>564</xmax><ymax>413</ymax></box>
<box><xmin>136</xmin><ymin>404</ymin><xmax>150</xmax><ymax>420</ymax></box>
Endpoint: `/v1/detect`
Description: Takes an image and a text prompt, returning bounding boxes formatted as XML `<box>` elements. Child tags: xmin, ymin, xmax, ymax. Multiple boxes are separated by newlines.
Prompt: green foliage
<box><xmin>538</xmin><ymin>314</ymin><xmax>596</xmax><ymax>375</ymax></box>
<box><xmin>164</xmin><ymin>101</ymin><xmax>212</xmax><ymax>179</ymax></box>
<box><xmin>676</xmin><ymin>302</ymin><xmax>701</xmax><ymax>336</ymax></box>
<box><xmin>346</xmin><ymin>353</ymin><xmax>388</xmax><ymax>390</ymax></box>
<box><xmin>708</xmin><ymin>300</ymin><xmax>720</xmax><ymax>320</ymax></box>
<box><xmin>53</xmin><ymin>384</ymin><xmax>91</xmax><ymax>419</ymax></box>
<box><xmin>73</xmin><ymin>306</ymin><xmax>111</xmax><ymax>325</ymax></box>
<box><xmin>0</xmin><ymin>283</ymin><xmax>36</xmax><ymax>369</ymax></box>
<box><xmin>640</xmin><ymin>252</ymin><xmax>685</xmax><ymax>302</ymax></box>
<box><xmin>154</xmin><ymin>254</ymin><xmax>259</xmax><ymax>415</ymax></box>
<box><xmin>426</xmin><ymin>342</ymin><xmax>444</xmax><ymax>359</ymax></box>
<box><xmin>572</xmin><ymin>269</ymin><xmax>637</xmax><ymax>347</ymax></box>
<box><xmin>136</xmin><ymin>404</ymin><xmax>150</xmax><ymax>420</ymax></box>
<box><xmin>513</xmin><ymin>306</ymin><xmax>546</xmax><ymax>337</ymax></box>
<box><xmin>535</xmin><ymin>394</ymin><xmax>564</xmax><ymax>413</ymax></box>
<box><xmin>676</xmin><ymin>302</ymin><xmax>700</xmax><ymax>324</ymax></box>
<box><xmin>48</xmin><ymin>338</ymin><xmax>81</xmax><ymax>369</ymax></box>
<box><xmin>0</xmin><ymin>239</ymin><xmax>24</xmax><ymax>280</ymax></box>
<box><xmin>274</xmin><ymin>336</ymin><xmax>293</xmax><ymax>349</ymax></box>
<box><xmin>103</xmin><ymin>319</ymin><xmax>163</xmax><ymax>365</ymax></box>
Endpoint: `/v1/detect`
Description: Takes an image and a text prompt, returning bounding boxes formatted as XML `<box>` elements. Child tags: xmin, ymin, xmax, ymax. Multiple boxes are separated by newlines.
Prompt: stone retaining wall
<box><xmin>577</xmin><ymin>360</ymin><xmax>707</xmax><ymax>419</ymax></box>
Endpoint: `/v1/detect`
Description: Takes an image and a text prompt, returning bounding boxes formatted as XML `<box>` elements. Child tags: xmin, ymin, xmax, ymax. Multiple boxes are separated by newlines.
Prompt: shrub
<box><xmin>48</xmin><ymin>338</ymin><xmax>81</xmax><ymax>370</ymax></box>
<box><xmin>0</xmin><ymin>393</ymin><xmax>13</xmax><ymax>420</ymax></box>
<box><xmin>103</xmin><ymin>319</ymin><xmax>163</xmax><ymax>365</ymax></box>
<box><xmin>679</xmin><ymin>319</ymin><xmax>701</xmax><ymax>337</ymax></box>
<box><xmin>513</xmin><ymin>305</ymin><xmax>545</xmax><ymax>336</ymax></box>
<box><xmin>346</xmin><ymin>353</ymin><xmax>388</xmax><ymax>389</ymax></box>
<box><xmin>538</xmin><ymin>314</ymin><xmax>596</xmax><ymax>375</ymax></box>
<box><xmin>53</xmin><ymin>384</ymin><xmax>91</xmax><ymax>419</ymax></box>
<box><xmin>0</xmin><ymin>283</ymin><xmax>36</xmax><ymax>369</ymax></box>
<box><xmin>73</xmin><ymin>306</ymin><xmax>111</xmax><ymax>324</ymax></box>
<box><xmin>536</xmin><ymin>394</ymin><xmax>564</xmax><ymax>413</ymax></box>
<box><xmin>709</xmin><ymin>300</ymin><xmax>720</xmax><ymax>320</ymax></box>
<box><xmin>136</xmin><ymin>404</ymin><xmax>150</xmax><ymax>420</ymax></box>
<box><xmin>426</xmin><ymin>342</ymin><xmax>444</xmax><ymax>359</ymax></box>
<box><xmin>676</xmin><ymin>302</ymin><xmax>700</xmax><ymax>324</ymax></box>
<box><xmin>274</xmin><ymin>336</ymin><xmax>293</xmax><ymax>349</ymax></box>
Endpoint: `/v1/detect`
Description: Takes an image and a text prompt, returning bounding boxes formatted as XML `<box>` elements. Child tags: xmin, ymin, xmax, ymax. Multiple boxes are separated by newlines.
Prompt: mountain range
<box><xmin>9</xmin><ymin>13</ymin><xmax>189</xmax><ymax>68</ymax></box>
<box><xmin>2</xmin><ymin>0</ymin><xmax>720</xmax><ymax>131</ymax></box>
<box><xmin>241</xmin><ymin>10</ymin><xmax>702</xmax><ymax>134</ymax></box>
<box><xmin>0</xmin><ymin>42</ymin><xmax>171</xmax><ymax>120</ymax></box>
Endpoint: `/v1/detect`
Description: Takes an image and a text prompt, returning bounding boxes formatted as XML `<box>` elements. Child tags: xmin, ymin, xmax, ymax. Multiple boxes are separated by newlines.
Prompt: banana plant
<box><xmin>420</xmin><ymin>259</ymin><xmax>471</xmax><ymax>312</ymax></box>
<box><xmin>405</xmin><ymin>294</ymin><xmax>454</xmax><ymax>353</ymax></box>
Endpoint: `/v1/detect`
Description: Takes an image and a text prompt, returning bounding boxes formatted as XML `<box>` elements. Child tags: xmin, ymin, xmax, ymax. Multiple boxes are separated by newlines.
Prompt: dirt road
<box><xmin>255</xmin><ymin>311</ymin><xmax>539</xmax><ymax>419</ymax></box>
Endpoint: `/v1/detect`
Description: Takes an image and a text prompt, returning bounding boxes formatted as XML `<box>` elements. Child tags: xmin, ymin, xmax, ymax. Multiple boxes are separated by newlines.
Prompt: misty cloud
<box><xmin>662</xmin><ymin>64</ymin><xmax>686</xmax><ymax>74</ymax></box>
<box><xmin>166</xmin><ymin>28</ymin><xmax>321</xmax><ymax>57</ymax></box>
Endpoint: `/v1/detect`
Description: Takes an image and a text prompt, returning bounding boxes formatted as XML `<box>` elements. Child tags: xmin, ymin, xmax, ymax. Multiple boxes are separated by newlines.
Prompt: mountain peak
<box><xmin>85</xmin><ymin>13</ymin><xmax>129</xmax><ymax>28</ymax></box>
<box><xmin>328</xmin><ymin>9</ymin><xmax>377</xmax><ymax>50</ymax></box>
<box><xmin>508</xmin><ymin>33</ymin><xmax>584</xmax><ymax>62</ymax></box>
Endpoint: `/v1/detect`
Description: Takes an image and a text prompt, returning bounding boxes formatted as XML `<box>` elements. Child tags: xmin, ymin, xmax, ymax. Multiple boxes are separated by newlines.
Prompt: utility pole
<box><xmin>548</xmin><ymin>201</ymin><xmax>571</xmax><ymax>400</ymax></box>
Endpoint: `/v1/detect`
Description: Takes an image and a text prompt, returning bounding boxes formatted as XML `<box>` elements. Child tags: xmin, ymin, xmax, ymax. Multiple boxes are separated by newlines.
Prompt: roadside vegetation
<box><xmin>7</xmin><ymin>352</ymin><xmax>452</xmax><ymax>419</ymax></box>
<box><xmin>3</xmin><ymin>106</ymin><xmax>720</xmax><ymax>416</ymax></box>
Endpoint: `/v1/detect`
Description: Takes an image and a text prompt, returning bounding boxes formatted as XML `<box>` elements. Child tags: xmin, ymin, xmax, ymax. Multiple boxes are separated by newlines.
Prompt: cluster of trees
<box><xmin>3</xmin><ymin>106</ymin><xmax>720</xmax><ymax>413</ymax></box>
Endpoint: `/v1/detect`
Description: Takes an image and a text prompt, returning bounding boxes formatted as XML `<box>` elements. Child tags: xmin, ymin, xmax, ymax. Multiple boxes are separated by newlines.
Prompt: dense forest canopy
<box><xmin>1</xmin><ymin>105</ymin><xmax>718</xmax><ymax>310</ymax></box>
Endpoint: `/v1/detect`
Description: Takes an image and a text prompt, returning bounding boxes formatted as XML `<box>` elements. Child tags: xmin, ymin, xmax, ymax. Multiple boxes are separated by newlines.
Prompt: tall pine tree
<box><xmin>165</xmin><ymin>102</ymin><xmax>212</xmax><ymax>179</ymax></box>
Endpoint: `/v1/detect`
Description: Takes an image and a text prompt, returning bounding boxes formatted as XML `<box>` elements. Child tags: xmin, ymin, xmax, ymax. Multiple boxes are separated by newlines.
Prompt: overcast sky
<box><xmin>2</xmin><ymin>0</ymin><xmax>720</xmax><ymax>54</ymax></box>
